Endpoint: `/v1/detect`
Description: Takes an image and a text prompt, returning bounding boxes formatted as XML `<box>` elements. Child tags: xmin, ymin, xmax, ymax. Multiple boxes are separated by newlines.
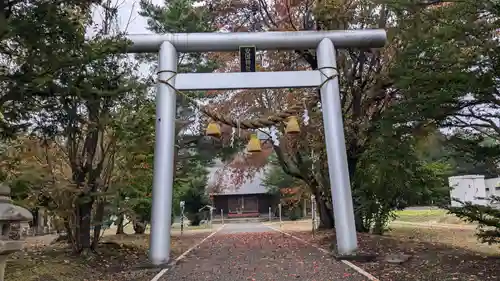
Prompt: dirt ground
<box><xmin>5</xmin><ymin>230</ymin><xmax>214</xmax><ymax>281</ymax></box>
<box><xmin>290</xmin><ymin>225</ymin><xmax>499</xmax><ymax>281</ymax></box>
<box><xmin>7</xmin><ymin>221</ymin><xmax>499</xmax><ymax>281</ymax></box>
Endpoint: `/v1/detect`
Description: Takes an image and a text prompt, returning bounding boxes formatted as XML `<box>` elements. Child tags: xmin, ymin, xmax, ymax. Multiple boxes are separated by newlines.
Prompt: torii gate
<box><xmin>124</xmin><ymin>29</ymin><xmax>387</xmax><ymax>265</ymax></box>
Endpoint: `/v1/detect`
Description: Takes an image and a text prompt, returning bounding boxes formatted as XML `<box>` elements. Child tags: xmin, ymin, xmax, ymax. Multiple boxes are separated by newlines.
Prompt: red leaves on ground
<box><xmin>291</xmin><ymin>230</ymin><xmax>500</xmax><ymax>281</ymax></box>
<box><xmin>161</xmin><ymin>228</ymin><xmax>367</xmax><ymax>280</ymax></box>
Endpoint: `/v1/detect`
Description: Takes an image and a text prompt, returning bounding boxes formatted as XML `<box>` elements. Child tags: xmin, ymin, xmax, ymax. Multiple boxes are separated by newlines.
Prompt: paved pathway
<box><xmin>218</xmin><ymin>222</ymin><xmax>273</xmax><ymax>234</ymax></box>
<box><xmin>158</xmin><ymin>223</ymin><xmax>370</xmax><ymax>281</ymax></box>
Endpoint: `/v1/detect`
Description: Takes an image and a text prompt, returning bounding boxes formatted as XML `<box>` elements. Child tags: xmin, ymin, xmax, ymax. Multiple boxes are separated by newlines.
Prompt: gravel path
<box><xmin>218</xmin><ymin>222</ymin><xmax>273</xmax><ymax>234</ymax></box>
<box><xmin>159</xmin><ymin>223</ymin><xmax>369</xmax><ymax>281</ymax></box>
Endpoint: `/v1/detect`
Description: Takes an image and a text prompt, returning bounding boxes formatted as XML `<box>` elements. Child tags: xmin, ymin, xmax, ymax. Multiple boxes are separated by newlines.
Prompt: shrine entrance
<box><xmin>123</xmin><ymin>29</ymin><xmax>387</xmax><ymax>265</ymax></box>
<box><xmin>228</xmin><ymin>195</ymin><xmax>258</xmax><ymax>215</ymax></box>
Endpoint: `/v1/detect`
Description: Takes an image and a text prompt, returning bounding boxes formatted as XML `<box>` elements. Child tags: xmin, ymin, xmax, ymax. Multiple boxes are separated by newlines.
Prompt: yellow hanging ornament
<box><xmin>285</xmin><ymin>116</ymin><xmax>301</xmax><ymax>134</ymax></box>
<box><xmin>206</xmin><ymin>121</ymin><xmax>221</xmax><ymax>138</ymax></box>
<box><xmin>246</xmin><ymin>133</ymin><xmax>262</xmax><ymax>153</ymax></box>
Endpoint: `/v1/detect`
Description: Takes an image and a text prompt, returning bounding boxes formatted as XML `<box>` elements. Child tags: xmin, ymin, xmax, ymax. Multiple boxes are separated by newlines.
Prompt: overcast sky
<box><xmin>91</xmin><ymin>0</ymin><xmax>162</xmax><ymax>35</ymax></box>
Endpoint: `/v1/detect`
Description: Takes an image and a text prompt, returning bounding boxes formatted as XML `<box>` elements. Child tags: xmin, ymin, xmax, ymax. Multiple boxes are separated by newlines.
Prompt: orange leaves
<box><xmin>1</xmin><ymin>136</ymin><xmax>71</xmax><ymax>184</ymax></box>
<box><xmin>209</xmin><ymin>165</ymin><xmax>258</xmax><ymax>191</ymax></box>
<box><xmin>208</xmin><ymin>142</ymin><xmax>274</xmax><ymax>190</ymax></box>
<box><xmin>279</xmin><ymin>185</ymin><xmax>307</xmax><ymax>207</ymax></box>
<box><xmin>280</xmin><ymin>186</ymin><xmax>301</xmax><ymax>199</ymax></box>
<box><xmin>197</xmin><ymin>0</ymin><xmax>327</xmax><ymax>191</ymax></box>
<box><xmin>130</xmin><ymin>161</ymin><xmax>150</xmax><ymax>170</ymax></box>
<box><xmin>269</xmin><ymin>0</ymin><xmax>309</xmax><ymax>31</ymax></box>
<box><xmin>230</xmin><ymin>141</ymin><xmax>273</xmax><ymax>168</ymax></box>
<box><xmin>206</xmin><ymin>90</ymin><xmax>218</xmax><ymax>96</ymax></box>
<box><xmin>427</xmin><ymin>1</ymin><xmax>453</xmax><ymax>10</ymax></box>
<box><xmin>280</xmin><ymin>187</ymin><xmax>298</xmax><ymax>195</ymax></box>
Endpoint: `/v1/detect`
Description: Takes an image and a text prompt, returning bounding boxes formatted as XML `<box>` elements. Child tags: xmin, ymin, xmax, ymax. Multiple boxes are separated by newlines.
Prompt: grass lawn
<box><xmin>266</xmin><ymin>207</ymin><xmax>469</xmax><ymax>227</ymax></box>
<box><xmin>394</xmin><ymin>208</ymin><xmax>469</xmax><ymax>224</ymax></box>
<box><xmin>389</xmin><ymin>224</ymin><xmax>497</xmax><ymax>255</ymax></box>
<box><xmin>171</xmin><ymin>223</ymin><xmax>215</xmax><ymax>231</ymax></box>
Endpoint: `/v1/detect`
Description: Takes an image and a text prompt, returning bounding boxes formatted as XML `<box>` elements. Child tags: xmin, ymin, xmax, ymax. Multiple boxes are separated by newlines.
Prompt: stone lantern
<box><xmin>0</xmin><ymin>183</ymin><xmax>33</xmax><ymax>280</ymax></box>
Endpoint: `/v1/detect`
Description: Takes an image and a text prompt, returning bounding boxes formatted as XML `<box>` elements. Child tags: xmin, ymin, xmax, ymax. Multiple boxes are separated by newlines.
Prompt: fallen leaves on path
<box><xmin>163</xmin><ymin>231</ymin><xmax>367</xmax><ymax>281</ymax></box>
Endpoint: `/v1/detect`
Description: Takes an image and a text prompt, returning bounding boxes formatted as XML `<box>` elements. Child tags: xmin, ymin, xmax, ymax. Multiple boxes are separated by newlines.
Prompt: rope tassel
<box><xmin>285</xmin><ymin>116</ymin><xmax>300</xmax><ymax>134</ymax></box>
<box><xmin>246</xmin><ymin>133</ymin><xmax>262</xmax><ymax>153</ymax></box>
<box><xmin>205</xmin><ymin>121</ymin><xmax>221</xmax><ymax>138</ymax></box>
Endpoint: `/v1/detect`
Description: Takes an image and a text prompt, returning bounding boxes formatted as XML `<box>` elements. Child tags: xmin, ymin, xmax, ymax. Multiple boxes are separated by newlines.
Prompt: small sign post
<box><xmin>310</xmin><ymin>195</ymin><xmax>315</xmax><ymax>236</ymax></box>
<box><xmin>278</xmin><ymin>203</ymin><xmax>282</xmax><ymax>228</ymax></box>
<box><xmin>239</xmin><ymin>46</ymin><xmax>256</xmax><ymax>72</ymax></box>
<box><xmin>180</xmin><ymin>201</ymin><xmax>185</xmax><ymax>235</ymax></box>
<box><xmin>210</xmin><ymin>207</ymin><xmax>213</xmax><ymax>229</ymax></box>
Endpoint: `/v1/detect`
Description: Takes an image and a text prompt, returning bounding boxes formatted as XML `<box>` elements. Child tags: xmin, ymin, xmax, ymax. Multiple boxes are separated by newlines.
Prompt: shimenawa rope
<box><xmin>157</xmin><ymin>67</ymin><xmax>338</xmax><ymax>130</ymax></box>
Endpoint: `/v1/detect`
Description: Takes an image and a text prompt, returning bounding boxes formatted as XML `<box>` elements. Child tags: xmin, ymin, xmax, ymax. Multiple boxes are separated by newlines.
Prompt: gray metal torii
<box><xmin>123</xmin><ymin>29</ymin><xmax>387</xmax><ymax>265</ymax></box>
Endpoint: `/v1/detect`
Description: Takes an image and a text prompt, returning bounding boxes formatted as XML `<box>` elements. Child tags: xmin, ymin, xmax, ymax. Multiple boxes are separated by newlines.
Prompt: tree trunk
<box><xmin>133</xmin><ymin>220</ymin><xmax>146</xmax><ymax>234</ymax></box>
<box><xmin>77</xmin><ymin>198</ymin><xmax>93</xmax><ymax>253</ymax></box>
<box><xmin>354</xmin><ymin>205</ymin><xmax>368</xmax><ymax>232</ymax></box>
<box><xmin>63</xmin><ymin>219</ymin><xmax>71</xmax><ymax>239</ymax></box>
<box><xmin>303</xmin><ymin>199</ymin><xmax>307</xmax><ymax>217</ymax></box>
<box><xmin>30</xmin><ymin>208</ymin><xmax>38</xmax><ymax>234</ymax></box>
<box><xmin>116</xmin><ymin>213</ymin><xmax>124</xmax><ymax>234</ymax></box>
<box><xmin>90</xmin><ymin>201</ymin><xmax>105</xmax><ymax>250</ymax></box>
<box><xmin>306</xmin><ymin>180</ymin><xmax>335</xmax><ymax>229</ymax></box>
<box><xmin>316</xmin><ymin>195</ymin><xmax>335</xmax><ymax>229</ymax></box>
<box><xmin>63</xmin><ymin>217</ymin><xmax>78</xmax><ymax>252</ymax></box>
<box><xmin>372</xmin><ymin>217</ymin><xmax>385</xmax><ymax>235</ymax></box>
<box><xmin>37</xmin><ymin>208</ymin><xmax>45</xmax><ymax>235</ymax></box>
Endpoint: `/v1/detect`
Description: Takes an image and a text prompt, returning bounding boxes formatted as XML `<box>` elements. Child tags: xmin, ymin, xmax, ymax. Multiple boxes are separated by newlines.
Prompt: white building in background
<box><xmin>448</xmin><ymin>175</ymin><xmax>500</xmax><ymax>207</ymax></box>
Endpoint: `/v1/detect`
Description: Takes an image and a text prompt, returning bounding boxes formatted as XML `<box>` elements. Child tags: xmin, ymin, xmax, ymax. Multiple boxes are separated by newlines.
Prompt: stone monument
<box><xmin>0</xmin><ymin>183</ymin><xmax>33</xmax><ymax>280</ymax></box>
